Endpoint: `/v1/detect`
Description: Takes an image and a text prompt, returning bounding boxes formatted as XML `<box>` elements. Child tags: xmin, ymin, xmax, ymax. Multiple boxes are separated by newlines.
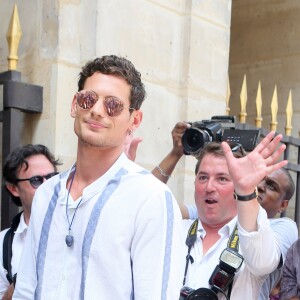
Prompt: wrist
<box><xmin>234</xmin><ymin>188</ymin><xmax>258</xmax><ymax>201</ymax></box>
<box><xmin>169</xmin><ymin>149</ymin><xmax>184</xmax><ymax>160</ymax></box>
<box><xmin>155</xmin><ymin>165</ymin><xmax>171</xmax><ymax>179</ymax></box>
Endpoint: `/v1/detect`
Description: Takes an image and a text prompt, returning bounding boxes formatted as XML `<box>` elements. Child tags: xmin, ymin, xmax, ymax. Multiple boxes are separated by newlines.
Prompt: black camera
<box><xmin>182</xmin><ymin>115</ymin><xmax>260</xmax><ymax>157</ymax></box>
<box><xmin>179</xmin><ymin>286</ymin><xmax>218</xmax><ymax>300</ymax></box>
<box><xmin>179</xmin><ymin>248</ymin><xmax>244</xmax><ymax>300</ymax></box>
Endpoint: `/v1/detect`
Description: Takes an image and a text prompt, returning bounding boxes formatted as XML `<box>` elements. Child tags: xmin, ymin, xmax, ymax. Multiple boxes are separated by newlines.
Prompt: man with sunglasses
<box><xmin>149</xmin><ymin>121</ymin><xmax>297</xmax><ymax>299</ymax></box>
<box><xmin>0</xmin><ymin>144</ymin><xmax>60</xmax><ymax>300</ymax></box>
<box><xmin>13</xmin><ymin>55</ymin><xmax>184</xmax><ymax>300</ymax></box>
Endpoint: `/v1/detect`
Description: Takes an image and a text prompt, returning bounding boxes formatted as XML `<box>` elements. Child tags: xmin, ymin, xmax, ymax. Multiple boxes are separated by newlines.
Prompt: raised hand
<box><xmin>124</xmin><ymin>134</ymin><xmax>143</xmax><ymax>162</ymax></box>
<box><xmin>170</xmin><ymin>122</ymin><xmax>191</xmax><ymax>158</ymax></box>
<box><xmin>221</xmin><ymin>131</ymin><xmax>287</xmax><ymax>195</ymax></box>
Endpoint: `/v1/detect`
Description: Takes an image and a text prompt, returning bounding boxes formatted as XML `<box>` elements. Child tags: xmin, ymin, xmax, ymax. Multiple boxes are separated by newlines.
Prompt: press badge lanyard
<box><xmin>182</xmin><ymin>220</ymin><xmax>240</xmax><ymax>289</ymax></box>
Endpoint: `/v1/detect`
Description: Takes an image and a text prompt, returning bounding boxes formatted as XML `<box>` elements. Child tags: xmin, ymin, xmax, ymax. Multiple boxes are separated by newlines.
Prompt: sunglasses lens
<box><xmin>30</xmin><ymin>177</ymin><xmax>43</xmax><ymax>189</ymax></box>
<box><xmin>76</xmin><ymin>90</ymin><xmax>127</xmax><ymax>117</ymax></box>
<box><xmin>104</xmin><ymin>97</ymin><xmax>124</xmax><ymax>117</ymax></box>
<box><xmin>77</xmin><ymin>91</ymin><xmax>97</xmax><ymax>110</ymax></box>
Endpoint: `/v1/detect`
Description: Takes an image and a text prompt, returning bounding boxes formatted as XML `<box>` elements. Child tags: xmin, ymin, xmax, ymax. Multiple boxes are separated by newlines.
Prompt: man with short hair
<box><xmin>13</xmin><ymin>55</ymin><xmax>184</xmax><ymax>300</ymax></box>
<box><xmin>176</xmin><ymin>136</ymin><xmax>287</xmax><ymax>299</ymax></box>
<box><xmin>182</xmin><ymin>167</ymin><xmax>297</xmax><ymax>299</ymax></box>
<box><xmin>151</xmin><ymin>122</ymin><xmax>297</xmax><ymax>299</ymax></box>
<box><xmin>0</xmin><ymin>144</ymin><xmax>60</xmax><ymax>300</ymax></box>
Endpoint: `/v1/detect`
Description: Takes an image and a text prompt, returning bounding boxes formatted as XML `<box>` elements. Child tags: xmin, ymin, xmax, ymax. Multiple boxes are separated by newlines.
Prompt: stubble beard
<box><xmin>80</xmin><ymin>134</ymin><xmax>108</xmax><ymax>148</ymax></box>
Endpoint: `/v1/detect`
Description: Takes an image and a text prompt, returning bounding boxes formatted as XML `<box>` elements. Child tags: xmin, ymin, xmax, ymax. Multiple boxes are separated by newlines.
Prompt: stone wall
<box><xmin>0</xmin><ymin>0</ymin><xmax>232</xmax><ymax>205</ymax></box>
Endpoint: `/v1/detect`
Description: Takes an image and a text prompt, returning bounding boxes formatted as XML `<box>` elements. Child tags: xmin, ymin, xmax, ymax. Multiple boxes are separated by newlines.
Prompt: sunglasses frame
<box><xmin>75</xmin><ymin>90</ymin><xmax>135</xmax><ymax>117</ymax></box>
<box><xmin>15</xmin><ymin>172</ymin><xmax>59</xmax><ymax>189</ymax></box>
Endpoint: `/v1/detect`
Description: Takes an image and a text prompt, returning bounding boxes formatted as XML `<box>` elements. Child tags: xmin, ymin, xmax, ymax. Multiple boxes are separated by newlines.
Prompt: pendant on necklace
<box><xmin>65</xmin><ymin>234</ymin><xmax>74</xmax><ymax>247</ymax></box>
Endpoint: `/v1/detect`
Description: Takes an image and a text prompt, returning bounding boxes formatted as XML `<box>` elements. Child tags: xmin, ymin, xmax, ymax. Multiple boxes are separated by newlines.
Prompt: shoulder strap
<box><xmin>3</xmin><ymin>211</ymin><xmax>23</xmax><ymax>283</ymax></box>
<box><xmin>226</xmin><ymin>223</ymin><xmax>240</xmax><ymax>299</ymax></box>
<box><xmin>182</xmin><ymin>219</ymin><xmax>198</xmax><ymax>286</ymax></box>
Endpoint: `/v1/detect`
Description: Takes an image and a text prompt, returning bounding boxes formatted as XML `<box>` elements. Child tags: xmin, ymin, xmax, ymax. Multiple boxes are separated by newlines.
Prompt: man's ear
<box><xmin>278</xmin><ymin>199</ymin><xmax>289</xmax><ymax>213</ymax></box>
<box><xmin>6</xmin><ymin>183</ymin><xmax>20</xmax><ymax>198</ymax></box>
<box><xmin>70</xmin><ymin>95</ymin><xmax>77</xmax><ymax>118</ymax></box>
<box><xmin>130</xmin><ymin>110</ymin><xmax>143</xmax><ymax>131</ymax></box>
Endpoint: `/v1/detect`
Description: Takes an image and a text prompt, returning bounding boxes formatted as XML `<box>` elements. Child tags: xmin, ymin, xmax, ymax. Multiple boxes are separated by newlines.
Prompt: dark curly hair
<box><xmin>78</xmin><ymin>55</ymin><xmax>146</xmax><ymax>110</ymax></box>
<box><xmin>3</xmin><ymin>144</ymin><xmax>61</xmax><ymax>206</ymax></box>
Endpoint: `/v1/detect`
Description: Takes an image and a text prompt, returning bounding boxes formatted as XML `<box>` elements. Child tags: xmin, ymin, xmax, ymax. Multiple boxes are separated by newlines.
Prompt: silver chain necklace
<box><xmin>65</xmin><ymin>169</ymin><xmax>83</xmax><ymax>247</ymax></box>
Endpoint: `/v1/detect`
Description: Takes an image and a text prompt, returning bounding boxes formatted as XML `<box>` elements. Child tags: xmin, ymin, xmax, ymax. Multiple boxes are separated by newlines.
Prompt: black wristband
<box><xmin>234</xmin><ymin>188</ymin><xmax>257</xmax><ymax>201</ymax></box>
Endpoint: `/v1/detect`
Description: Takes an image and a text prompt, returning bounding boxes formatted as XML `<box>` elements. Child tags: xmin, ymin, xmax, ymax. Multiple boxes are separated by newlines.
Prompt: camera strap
<box><xmin>3</xmin><ymin>211</ymin><xmax>23</xmax><ymax>284</ymax></box>
<box><xmin>183</xmin><ymin>219</ymin><xmax>198</xmax><ymax>286</ymax></box>
<box><xmin>225</xmin><ymin>223</ymin><xmax>239</xmax><ymax>299</ymax></box>
<box><xmin>227</xmin><ymin>223</ymin><xmax>239</xmax><ymax>251</ymax></box>
<box><xmin>182</xmin><ymin>220</ymin><xmax>240</xmax><ymax>298</ymax></box>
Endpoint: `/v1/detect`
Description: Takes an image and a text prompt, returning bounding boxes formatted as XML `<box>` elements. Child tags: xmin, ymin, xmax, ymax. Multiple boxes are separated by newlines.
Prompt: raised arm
<box><xmin>151</xmin><ymin>122</ymin><xmax>190</xmax><ymax>183</ymax></box>
<box><xmin>221</xmin><ymin>131</ymin><xmax>287</xmax><ymax>232</ymax></box>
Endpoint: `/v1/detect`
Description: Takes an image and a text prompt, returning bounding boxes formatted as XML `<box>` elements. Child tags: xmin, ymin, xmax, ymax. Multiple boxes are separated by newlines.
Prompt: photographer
<box><xmin>151</xmin><ymin>121</ymin><xmax>294</xmax><ymax>299</ymax></box>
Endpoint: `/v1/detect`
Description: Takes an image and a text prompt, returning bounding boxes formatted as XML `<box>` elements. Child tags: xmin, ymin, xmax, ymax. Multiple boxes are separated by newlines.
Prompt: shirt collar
<box><xmin>197</xmin><ymin>215</ymin><xmax>238</xmax><ymax>238</ymax></box>
<box><xmin>59</xmin><ymin>153</ymin><xmax>130</xmax><ymax>204</ymax></box>
<box><xmin>15</xmin><ymin>212</ymin><xmax>28</xmax><ymax>234</ymax></box>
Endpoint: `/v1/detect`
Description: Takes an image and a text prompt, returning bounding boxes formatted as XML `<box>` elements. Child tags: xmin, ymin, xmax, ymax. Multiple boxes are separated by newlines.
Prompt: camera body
<box><xmin>182</xmin><ymin>115</ymin><xmax>260</xmax><ymax>157</ymax></box>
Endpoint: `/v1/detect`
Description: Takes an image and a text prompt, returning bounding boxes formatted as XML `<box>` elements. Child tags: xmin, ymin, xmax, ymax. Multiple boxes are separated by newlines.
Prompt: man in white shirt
<box><xmin>0</xmin><ymin>144</ymin><xmax>60</xmax><ymax>299</ymax></box>
<box><xmin>13</xmin><ymin>55</ymin><xmax>184</xmax><ymax>300</ymax></box>
<box><xmin>150</xmin><ymin>122</ymin><xmax>294</xmax><ymax>299</ymax></box>
<box><xmin>184</xmin><ymin>167</ymin><xmax>298</xmax><ymax>300</ymax></box>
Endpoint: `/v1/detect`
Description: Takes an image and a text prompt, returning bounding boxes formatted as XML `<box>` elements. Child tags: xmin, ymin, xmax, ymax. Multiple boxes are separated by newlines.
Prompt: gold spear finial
<box><xmin>239</xmin><ymin>74</ymin><xmax>247</xmax><ymax>123</ymax></box>
<box><xmin>226</xmin><ymin>76</ymin><xmax>231</xmax><ymax>116</ymax></box>
<box><xmin>255</xmin><ymin>81</ymin><xmax>263</xmax><ymax>128</ymax></box>
<box><xmin>270</xmin><ymin>85</ymin><xmax>278</xmax><ymax>131</ymax></box>
<box><xmin>6</xmin><ymin>4</ymin><xmax>22</xmax><ymax>70</ymax></box>
<box><xmin>285</xmin><ymin>90</ymin><xmax>293</xmax><ymax>136</ymax></box>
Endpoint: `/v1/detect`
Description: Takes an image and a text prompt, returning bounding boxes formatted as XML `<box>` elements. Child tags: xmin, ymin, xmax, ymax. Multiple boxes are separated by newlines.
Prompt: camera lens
<box><xmin>182</xmin><ymin>128</ymin><xmax>210</xmax><ymax>155</ymax></box>
<box><xmin>187</xmin><ymin>288</ymin><xmax>218</xmax><ymax>300</ymax></box>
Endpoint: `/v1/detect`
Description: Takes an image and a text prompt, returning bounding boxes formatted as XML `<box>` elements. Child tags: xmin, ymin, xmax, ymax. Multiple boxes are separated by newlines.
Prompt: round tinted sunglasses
<box><xmin>75</xmin><ymin>90</ymin><xmax>135</xmax><ymax>117</ymax></box>
<box><xmin>16</xmin><ymin>172</ymin><xmax>59</xmax><ymax>189</ymax></box>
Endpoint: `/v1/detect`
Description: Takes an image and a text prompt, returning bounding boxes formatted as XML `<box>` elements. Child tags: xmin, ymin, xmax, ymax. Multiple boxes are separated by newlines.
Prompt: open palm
<box><xmin>222</xmin><ymin>131</ymin><xmax>287</xmax><ymax>195</ymax></box>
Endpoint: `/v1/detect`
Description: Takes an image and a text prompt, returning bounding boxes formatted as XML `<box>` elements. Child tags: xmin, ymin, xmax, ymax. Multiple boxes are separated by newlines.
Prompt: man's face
<box><xmin>9</xmin><ymin>154</ymin><xmax>55</xmax><ymax>213</ymax></box>
<box><xmin>257</xmin><ymin>169</ymin><xmax>289</xmax><ymax>218</ymax></box>
<box><xmin>194</xmin><ymin>154</ymin><xmax>237</xmax><ymax>227</ymax></box>
<box><xmin>71</xmin><ymin>72</ymin><xmax>141</xmax><ymax>151</ymax></box>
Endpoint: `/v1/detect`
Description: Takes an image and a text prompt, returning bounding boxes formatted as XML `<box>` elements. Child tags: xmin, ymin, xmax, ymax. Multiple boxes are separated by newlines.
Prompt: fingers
<box><xmin>221</xmin><ymin>141</ymin><xmax>235</xmax><ymax>160</ymax></box>
<box><xmin>171</xmin><ymin>122</ymin><xmax>191</xmax><ymax>156</ymax></box>
<box><xmin>254</xmin><ymin>131</ymin><xmax>286</xmax><ymax>166</ymax></box>
<box><xmin>222</xmin><ymin>131</ymin><xmax>287</xmax><ymax>170</ymax></box>
<box><xmin>255</xmin><ymin>131</ymin><xmax>282</xmax><ymax>157</ymax></box>
<box><xmin>266</xmin><ymin>159</ymin><xmax>288</xmax><ymax>174</ymax></box>
<box><xmin>172</xmin><ymin>122</ymin><xmax>190</xmax><ymax>137</ymax></box>
<box><xmin>127</xmin><ymin>137</ymin><xmax>143</xmax><ymax>161</ymax></box>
